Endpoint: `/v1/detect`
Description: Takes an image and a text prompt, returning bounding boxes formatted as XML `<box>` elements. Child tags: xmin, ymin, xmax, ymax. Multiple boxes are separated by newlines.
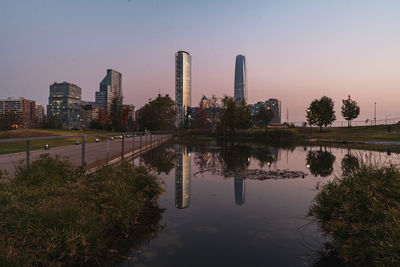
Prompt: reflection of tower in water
<box><xmin>175</xmin><ymin>145</ymin><xmax>191</xmax><ymax>209</ymax></box>
<box><xmin>234</xmin><ymin>178</ymin><xmax>245</xmax><ymax>205</ymax></box>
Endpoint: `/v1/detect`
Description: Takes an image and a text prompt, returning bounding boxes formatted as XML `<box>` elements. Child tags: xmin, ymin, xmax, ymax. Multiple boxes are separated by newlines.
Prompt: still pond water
<box><xmin>121</xmin><ymin>140</ymin><xmax>395</xmax><ymax>267</ymax></box>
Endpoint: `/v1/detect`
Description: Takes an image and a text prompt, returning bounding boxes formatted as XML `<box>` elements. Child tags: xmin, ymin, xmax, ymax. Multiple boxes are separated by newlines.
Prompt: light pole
<box><xmin>374</xmin><ymin>102</ymin><xmax>376</xmax><ymax>126</ymax></box>
<box><xmin>386</xmin><ymin>115</ymin><xmax>391</xmax><ymax>125</ymax></box>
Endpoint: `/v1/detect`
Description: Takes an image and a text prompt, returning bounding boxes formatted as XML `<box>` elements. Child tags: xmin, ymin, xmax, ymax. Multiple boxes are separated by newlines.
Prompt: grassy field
<box><xmin>0</xmin><ymin>129</ymin><xmax>107</xmax><ymax>155</ymax></box>
<box><xmin>297</xmin><ymin>124</ymin><xmax>400</xmax><ymax>142</ymax></box>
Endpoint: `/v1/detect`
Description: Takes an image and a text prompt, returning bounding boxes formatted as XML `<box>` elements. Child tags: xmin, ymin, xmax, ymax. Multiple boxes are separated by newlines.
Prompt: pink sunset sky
<box><xmin>1</xmin><ymin>0</ymin><xmax>399</xmax><ymax>123</ymax></box>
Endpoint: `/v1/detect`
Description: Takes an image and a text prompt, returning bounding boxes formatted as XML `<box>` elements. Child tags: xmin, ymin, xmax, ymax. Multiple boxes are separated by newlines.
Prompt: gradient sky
<box><xmin>1</xmin><ymin>0</ymin><xmax>399</xmax><ymax>123</ymax></box>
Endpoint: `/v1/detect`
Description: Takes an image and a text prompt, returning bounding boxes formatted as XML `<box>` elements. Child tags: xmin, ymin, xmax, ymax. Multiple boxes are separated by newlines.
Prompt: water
<box><xmin>120</xmin><ymin>140</ymin><xmax>396</xmax><ymax>267</ymax></box>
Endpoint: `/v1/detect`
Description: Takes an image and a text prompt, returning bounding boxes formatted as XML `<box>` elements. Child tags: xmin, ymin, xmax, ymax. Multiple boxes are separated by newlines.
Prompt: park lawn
<box><xmin>298</xmin><ymin>125</ymin><xmax>400</xmax><ymax>142</ymax></box>
<box><xmin>0</xmin><ymin>129</ymin><xmax>107</xmax><ymax>155</ymax></box>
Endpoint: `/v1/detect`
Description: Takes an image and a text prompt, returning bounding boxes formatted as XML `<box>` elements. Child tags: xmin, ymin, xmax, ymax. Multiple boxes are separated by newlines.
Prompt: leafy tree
<box><xmin>137</xmin><ymin>94</ymin><xmax>176</xmax><ymax>131</ymax></box>
<box><xmin>341</xmin><ymin>95</ymin><xmax>360</xmax><ymax>127</ymax></box>
<box><xmin>98</xmin><ymin>105</ymin><xmax>111</xmax><ymax>131</ymax></box>
<box><xmin>306</xmin><ymin>149</ymin><xmax>336</xmax><ymax>177</ymax></box>
<box><xmin>110</xmin><ymin>96</ymin><xmax>123</xmax><ymax>131</ymax></box>
<box><xmin>306</xmin><ymin>96</ymin><xmax>336</xmax><ymax>132</ymax></box>
<box><xmin>207</xmin><ymin>95</ymin><xmax>220</xmax><ymax>132</ymax></box>
<box><xmin>0</xmin><ymin>111</ymin><xmax>22</xmax><ymax>130</ymax></box>
<box><xmin>195</xmin><ymin>101</ymin><xmax>207</xmax><ymax>130</ymax></box>
<box><xmin>217</xmin><ymin>96</ymin><xmax>251</xmax><ymax>134</ymax></box>
<box><xmin>254</xmin><ymin>106</ymin><xmax>274</xmax><ymax>127</ymax></box>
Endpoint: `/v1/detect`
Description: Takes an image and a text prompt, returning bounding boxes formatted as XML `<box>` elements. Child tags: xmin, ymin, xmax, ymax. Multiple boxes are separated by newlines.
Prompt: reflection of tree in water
<box><xmin>252</xmin><ymin>147</ymin><xmax>279</xmax><ymax>168</ymax></box>
<box><xmin>341</xmin><ymin>153</ymin><xmax>359</xmax><ymax>176</ymax></box>
<box><xmin>306</xmin><ymin>149</ymin><xmax>336</xmax><ymax>177</ymax></box>
<box><xmin>217</xmin><ymin>145</ymin><xmax>252</xmax><ymax>174</ymax></box>
<box><xmin>140</xmin><ymin>144</ymin><xmax>175</xmax><ymax>174</ymax></box>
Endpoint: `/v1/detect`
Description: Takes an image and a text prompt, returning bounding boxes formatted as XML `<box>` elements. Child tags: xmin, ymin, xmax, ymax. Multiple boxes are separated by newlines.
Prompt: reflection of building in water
<box><xmin>175</xmin><ymin>145</ymin><xmax>191</xmax><ymax>209</ymax></box>
<box><xmin>234</xmin><ymin>177</ymin><xmax>245</xmax><ymax>205</ymax></box>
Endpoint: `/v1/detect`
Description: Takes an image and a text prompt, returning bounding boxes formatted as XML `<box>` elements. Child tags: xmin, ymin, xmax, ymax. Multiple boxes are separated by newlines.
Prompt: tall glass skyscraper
<box><xmin>95</xmin><ymin>69</ymin><xmax>122</xmax><ymax>109</ymax></box>
<box><xmin>234</xmin><ymin>55</ymin><xmax>247</xmax><ymax>102</ymax></box>
<box><xmin>175</xmin><ymin>51</ymin><xmax>191</xmax><ymax>127</ymax></box>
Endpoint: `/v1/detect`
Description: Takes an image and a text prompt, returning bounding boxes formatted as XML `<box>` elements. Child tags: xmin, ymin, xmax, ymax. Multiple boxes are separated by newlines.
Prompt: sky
<box><xmin>1</xmin><ymin>0</ymin><xmax>399</xmax><ymax>123</ymax></box>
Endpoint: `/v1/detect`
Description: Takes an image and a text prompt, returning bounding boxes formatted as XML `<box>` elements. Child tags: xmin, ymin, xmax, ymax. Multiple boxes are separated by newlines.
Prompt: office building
<box><xmin>95</xmin><ymin>69</ymin><xmax>122</xmax><ymax>109</ymax></box>
<box><xmin>234</xmin><ymin>55</ymin><xmax>247</xmax><ymax>102</ymax></box>
<box><xmin>248</xmin><ymin>98</ymin><xmax>282</xmax><ymax>124</ymax></box>
<box><xmin>35</xmin><ymin>104</ymin><xmax>44</xmax><ymax>123</ymax></box>
<box><xmin>48</xmin><ymin>81</ymin><xmax>82</xmax><ymax>129</ymax></box>
<box><xmin>175</xmin><ymin>51</ymin><xmax>191</xmax><ymax>127</ymax></box>
<box><xmin>0</xmin><ymin>97</ymin><xmax>36</xmax><ymax>128</ymax></box>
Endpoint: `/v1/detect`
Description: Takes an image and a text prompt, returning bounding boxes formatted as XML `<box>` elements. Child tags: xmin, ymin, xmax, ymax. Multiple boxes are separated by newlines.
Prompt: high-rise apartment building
<box><xmin>175</xmin><ymin>51</ymin><xmax>191</xmax><ymax>127</ymax></box>
<box><xmin>0</xmin><ymin>97</ymin><xmax>36</xmax><ymax>128</ymax></box>
<box><xmin>48</xmin><ymin>81</ymin><xmax>82</xmax><ymax>129</ymax></box>
<box><xmin>248</xmin><ymin>98</ymin><xmax>282</xmax><ymax>124</ymax></box>
<box><xmin>95</xmin><ymin>69</ymin><xmax>122</xmax><ymax>109</ymax></box>
<box><xmin>35</xmin><ymin>104</ymin><xmax>44</xmax><ymax>123</ymax></box>
<box><xmin>234</xmin><ymin>55</ymin><xmax>247</xmax><ymax>102</ymax></box>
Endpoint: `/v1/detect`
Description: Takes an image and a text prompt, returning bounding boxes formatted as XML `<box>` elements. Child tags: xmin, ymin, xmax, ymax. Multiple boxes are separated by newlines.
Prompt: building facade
<box><xmin>175</xmin><ymin>51</ymin><xmax>191</xmax><ymax>127</ymax></box>
<box><xmin>35</xmin><ymin>104</ymin><xmax>44</xmax><ymax>123</ymax></box>
<box><xmin>48</xmin><ymin>81</ymin><xmax>82</xmax><ymax>129</ymax></box>
<box><xmin>234</xmin><ymin>55</ymin><xmax>247</xmax><ymax>102</ymax></box>
<box><xmin>248</xmin><ymin>98</ymin><xmax>282</xmax><ymax>124</ymax></box>
<box><xmin>0</xmin><ymin>97</ymin><xmax>36</xmax><ymax>128</ymax></box>
<box><xmin>95</xmin><ymin>69</ymin><xmax>122</xmax><ymax>109</ymax></box>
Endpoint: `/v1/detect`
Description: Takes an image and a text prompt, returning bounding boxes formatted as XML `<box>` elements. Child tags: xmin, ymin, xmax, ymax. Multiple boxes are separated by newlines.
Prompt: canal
<box><xmin>120</xmin><ymin>139</ymin><xmax>396</xmax><ymax>267</ymax></box>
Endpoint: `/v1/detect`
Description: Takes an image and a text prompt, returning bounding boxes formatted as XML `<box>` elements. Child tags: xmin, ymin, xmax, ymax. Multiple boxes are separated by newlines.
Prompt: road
<box><xmin>0</xmin><ymin>134</ymin><xmax>169</xmax><ymax>176</ymax></box>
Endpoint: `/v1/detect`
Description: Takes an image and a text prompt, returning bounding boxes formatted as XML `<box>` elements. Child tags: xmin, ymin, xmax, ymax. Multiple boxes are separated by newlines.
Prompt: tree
<box><xmin>217</xmin><ymin>96</ymin><xmax>251</xmax><ymax>134</ymax></box>
<box><xmin>341</xmin><ymin>95</ymin><xmax>360</xmax><ymax>127</ymax></box>
<box><xmin>137</xmin><ymin>94</ymin><xmax>176</xmax><ymax>131</ymax></box>
<box><xmin>110</xmin><ymin>96</ymin><xmax>123</xmax><ymax>131</ymax></box>
<box><xmin>98</xmin><ymin>105</ymin><xmax>111</xmax><ymax>131</ymax></box>
<box><xmin>195</xmin><ymin>101</ymin><xmax>207</xmax><ymax>130</ymax></box>
<box><xmin>0</xmin><ymin>111</ymin><xmax>22</xmax><ymax>130</ymax></box>
<box><xmin>306</xmin><ymin>96</ymin><xmax>336</xmax><ymax>132</ymax></box>
<box><xmin>254</xmin><ymin>106</ymin><xmax>274</xmax><ymax>127</ymax></box>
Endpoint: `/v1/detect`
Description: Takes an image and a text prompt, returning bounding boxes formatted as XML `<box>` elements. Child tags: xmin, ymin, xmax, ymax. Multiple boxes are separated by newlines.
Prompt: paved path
<box><xmin>0</xmin><ymin>134</ymin><xmax>170</xmax><ymax>176</ymax></box>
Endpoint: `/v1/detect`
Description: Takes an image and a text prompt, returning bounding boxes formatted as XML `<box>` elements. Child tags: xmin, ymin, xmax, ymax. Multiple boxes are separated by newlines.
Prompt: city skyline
<box><xmin>1</xmin><ymin>1</ymin><xmax>400</xmax><ymax>122</ymax></box>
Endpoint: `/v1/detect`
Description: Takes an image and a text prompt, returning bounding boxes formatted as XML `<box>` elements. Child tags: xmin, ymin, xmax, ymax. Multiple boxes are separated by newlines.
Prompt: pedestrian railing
<box><xmin>0</xmin><ymin>130</ymin><xmax>174</xmax><ymax>173</ymax></box>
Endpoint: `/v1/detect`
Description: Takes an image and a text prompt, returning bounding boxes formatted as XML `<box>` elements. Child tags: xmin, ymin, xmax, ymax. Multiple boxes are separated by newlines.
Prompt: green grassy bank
<box><xmin>0</xmin><ymin>129</ymin><xmax>107</xmax><ymax>155</ymax></box>
<box><xmin>0</xmin><ymin>155</ymin><xmax>163</xmax><ymax>265</ymax></box>
<box><xmin>308</xmin><ymin>164</ymin><xmax>400</xmax><ymax>266</ymax></box>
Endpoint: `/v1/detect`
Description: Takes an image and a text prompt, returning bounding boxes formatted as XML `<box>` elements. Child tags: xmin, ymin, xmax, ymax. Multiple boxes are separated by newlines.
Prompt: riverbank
<box><xmin>0</xmin><ymin>155</ymin><xmax>163</xmax><ymax>265</ymax></box>
<box><xmin>308</xmin><ymin>163</ymin><xmax>400</xmax><ymax>266</ymax></box>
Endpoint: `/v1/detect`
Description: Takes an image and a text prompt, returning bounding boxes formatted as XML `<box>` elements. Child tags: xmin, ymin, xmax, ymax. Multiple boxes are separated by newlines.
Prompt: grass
<box><xmin>0</xmin><ymin>154</ymin><xmax>163</xmax><ymax>265</ymax></box>
<box><xmin>308</xmin><ymin>163</ymin><xmax>400</xmax><ymax>266</ymax></box>
<box><xmin>0</xmin><ymin>129</ymin><xmax>107</xmax><ymax>155</ymax></box>
<box><xmin>298</xmin><ymin>124</ymin><xmax>400</xmax><ymax>142</ymax></box>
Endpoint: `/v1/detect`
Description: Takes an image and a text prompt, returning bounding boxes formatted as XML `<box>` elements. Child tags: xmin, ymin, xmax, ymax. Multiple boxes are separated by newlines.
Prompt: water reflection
<box><xmin>175</xmin><ymin>145</ymin><xmax>191</xmax><ymax>209</ymax></box>
<box><xmin>306</xmin><ymin>149</ymin><xmax>336</xmax><ymax>177</ymax></box>
<box><xmin>234</xmin><ymin>177</ymin><xmax>245</xmax><ymax>205</ymax></box>
<box><xmin>341</xmin><ymin>152</ymin><xmax>359</xmax><ymax>176</ymax></box>
<box><xmin>140</xmin><ymin>143</ymin><xmax>175</xmax><ymax>174</ymax></box>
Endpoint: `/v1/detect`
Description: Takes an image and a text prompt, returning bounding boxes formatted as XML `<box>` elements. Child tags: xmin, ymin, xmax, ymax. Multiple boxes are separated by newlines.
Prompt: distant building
<box><xmin>175</xmin><ymin>51</ymin><xmax>191</xmax><ymax>127</ymax></box>
<box><xmin>248</xmin><ymin>98</ymin><xmax>281</xmax><ymax>124</ymax></box>
<box><xmin>95</xmin><ymin>69</ymin><xmax>122</xmax><ymax>110</ymax></box>
<box><xmin>35</xmin><ymin>104</ymin><xmax>44</xmax><ymax>123</ymax></box>
<box><xmin>234</xmin><ymin>55</ymin><xmax>247</xmax><ymax>102</ymax></box>
<box><xmin>48</xmin><ymin>81</ymin><xmax>82</xmax><ymax>129</ymax></box>
<box><xmin>80</xmin><ymin>101</ymin><xmax>100</xmax><ymax>128</ymax></box>
<box><xmin>124</xmin><ymin>104</ymin><xmax>135</xmax><ymax>121</ymax></box>
<box><xmin>0</xmin><ymin>97</ymin><xmax>36</xmax><ymax>128</ymax></box>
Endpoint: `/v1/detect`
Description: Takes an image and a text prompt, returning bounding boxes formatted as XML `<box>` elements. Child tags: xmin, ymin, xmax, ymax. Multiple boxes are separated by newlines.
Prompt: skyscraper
<box><xmin>95</xmin><ymin>69</ymin><xmax>122</xmax><ymax>109</ymax></box>
<box><xmin>175</xmin><ymin>51</ymin><xmax>191</xmax><ymax>127</ymax></box>
<box><xmin>234</xmin><ymin>55</ymin><xmax>247</xmax><ymax>102</ymax></box>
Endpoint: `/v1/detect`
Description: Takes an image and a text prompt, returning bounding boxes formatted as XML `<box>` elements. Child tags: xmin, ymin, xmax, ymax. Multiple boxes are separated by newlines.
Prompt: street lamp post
<box><xmin>386</xmin><ymin>115</ymin><xmax>391</xmax><ymax>125</ymax></box>
<box><xmin>374</xmin><ymin>102</ymin><xmax>376</xmax><ymax>126</ymax></box>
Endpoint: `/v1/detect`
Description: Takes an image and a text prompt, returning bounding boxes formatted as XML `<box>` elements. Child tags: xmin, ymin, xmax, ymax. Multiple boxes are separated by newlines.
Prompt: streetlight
<box><xmin>386</xmin><ymin>115</ymin><xmax>392</xmax><ymax>125</ymax></box>
<box><xmin>374</xmin><ymin>102</ymin><xmax>376</xmax><ymax>125</ymax></box>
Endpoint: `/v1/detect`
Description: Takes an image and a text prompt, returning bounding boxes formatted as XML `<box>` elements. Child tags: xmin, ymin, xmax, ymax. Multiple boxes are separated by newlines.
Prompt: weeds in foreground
<box><xmin>0</xmin><ymin>154</ymin><xmax>163</xmax><ymax>265</ymax></box>
<box><xmin>308</xmin><ymin>163</ymin><xmax>400</xmax><ymax>266</ymax></box>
